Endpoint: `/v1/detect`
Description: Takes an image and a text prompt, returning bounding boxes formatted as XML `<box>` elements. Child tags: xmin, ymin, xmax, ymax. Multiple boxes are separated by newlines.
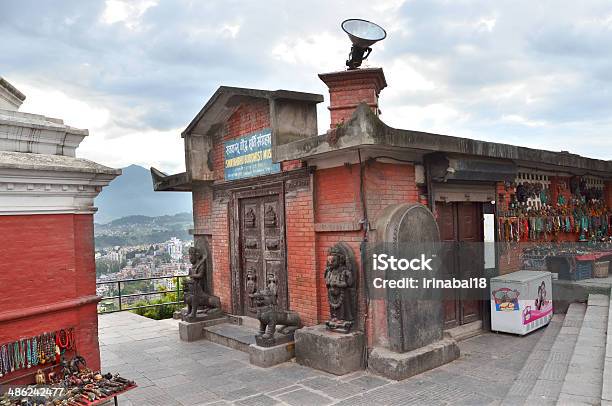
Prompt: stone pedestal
<box><xmin>180</xmin><ymin>307</ymin><xmax>223</xmax><ymax>323</ymax></box>
<box><xmin>368</xmin><ymin>337</ymin><xmax>460</xmax><ymax>381</ymax></box>
<box><xmin>179</xmin><ymin>316</ymin><xmax>226</xmax><ymax>342</ymax></box>
<box><xmin>248</xmin><ymin>342</ymin><xmax>295</xmax><ymax>367</ymax></box>
<box><xmin>255</xmin><ymin>331</ymin><xmax>295</xmax><ymax>347</ymax></box>
<box><xmin>295</xmin><ymin>324</ymin><xmax>365</xmax><ymax>375</ymax></box>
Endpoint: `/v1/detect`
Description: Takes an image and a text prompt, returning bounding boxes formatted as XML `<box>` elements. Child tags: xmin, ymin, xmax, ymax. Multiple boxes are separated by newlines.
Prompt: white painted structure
<box><xmin>0</xmin><ymin>77</ymin><xmax>120</xmax><ymax>215</ymax></box>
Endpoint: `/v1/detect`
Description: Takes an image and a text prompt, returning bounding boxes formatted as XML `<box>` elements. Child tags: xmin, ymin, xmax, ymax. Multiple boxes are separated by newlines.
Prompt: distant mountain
<box><xmin>95</xmin><ymin>164</ymin><xmax>192</xmax><ymax>223</ymax></box>
<box><xmin>94</xmin><ymin>212</ymin><xmax>193</xmax><ymax>248</ymax></box>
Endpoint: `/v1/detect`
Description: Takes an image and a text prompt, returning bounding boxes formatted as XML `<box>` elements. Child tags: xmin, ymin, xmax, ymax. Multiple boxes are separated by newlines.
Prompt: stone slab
<box><xmin>248</xmin><ymin>341</ymin><xmax>295</xmax><ymax>368</ymax></box>
<box><xmin>604</xmin><ymin>293</ymin><xmax>612</xmax><ymax>403</ymax></box>
<box><xmin>179</xmin><ymin>317</ymin><xmax>226</xmax><ymax>342</ymax></box>
<box><xmin>368</xmin><ymin>337</ymin><xmax>460</xmax><ymax>381</ymax></box>
<box><xmin>295</xmin><ymin>324</ymin><xmax>365</xmax><ymax>375</ymax></box>
<box><xmin>558</xmin><ymin>294</ymin><xmax>609</xmax><ymax>404</ymax></box>
<box><xmin>203</xmin><ymin>323</ymin><xmax>258</xmax><ymax>352</ymax></box>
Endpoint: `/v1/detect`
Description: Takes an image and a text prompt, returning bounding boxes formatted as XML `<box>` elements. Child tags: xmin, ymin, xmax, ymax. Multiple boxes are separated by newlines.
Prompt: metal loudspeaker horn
<box><xmin>341</xmin><ymin>18</ymin><xmax>387</xmax><ymax>70</ymax></box>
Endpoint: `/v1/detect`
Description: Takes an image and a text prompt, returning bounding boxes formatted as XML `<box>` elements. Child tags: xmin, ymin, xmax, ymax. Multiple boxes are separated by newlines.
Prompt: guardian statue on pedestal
<box><xmin>325</xmin><ymin>243</ymin><xmax>357</xmax><ymax>333</ymax></box>
<box><xmin>182</xmin><ymin>245</ymin><xmax>221</xmax><ymax>322</ymax></box>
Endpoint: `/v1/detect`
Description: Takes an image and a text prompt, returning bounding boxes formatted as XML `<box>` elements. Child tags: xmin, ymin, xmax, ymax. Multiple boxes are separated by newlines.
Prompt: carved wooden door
<box><xmin>238</xmin><ymin>192</ymin><xmax>287</xmax><ymax>317</ymax></box>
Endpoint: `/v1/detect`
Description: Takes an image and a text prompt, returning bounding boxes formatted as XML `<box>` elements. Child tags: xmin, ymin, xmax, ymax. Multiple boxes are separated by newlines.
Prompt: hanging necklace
<box><xmin>47</xmin><ymin>333</ymin><xmax>55</xmax><ymax>362</ymax></box>
<box><xmin>0</xmin><ymin>344</ymin><xmax>6</xmax><ymax>377</ymax></box>
<box><xmin>26</xmin><ymin>338</ymin><xmax>31</xmax><ymax>369</ymax></box>
<box><xmin>13</xmin><ymin>340</ymin><xmax>19</xmax><ymax>370</ymax></box>
<box><xmin>7</xmin><ymin>343</ymin><xmax>11</xmax><ymax>373</ymax></box>
<box><xmin>39</xmin><ymin>335</ymin><xmax>46</xmax><ymax>365</ymax></box>
<box><xmin>57</xmin><ymin>329</ymin><xmax>68</xmax><ymax>349</ymax></box>
<box><xmin>6</xmin><ymin>343</ymin><xmax>11</xmax><ymax>374</ymax></box>
<box><xmin>14</xmin><ymin>340</ymin><xmax>23</xmax><ymax>370</ymax></box>
<box><xmin>31</xmin><ymin>336</ymin><xmax>39</xmax><ymax>366</ymax></box>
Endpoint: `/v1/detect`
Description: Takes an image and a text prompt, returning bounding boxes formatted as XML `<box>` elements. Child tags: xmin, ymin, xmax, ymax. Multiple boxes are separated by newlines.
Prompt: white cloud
<box><xmin>16</xmin><ymin>83</ymin><xmax>185</xmax><ymax>172</ymax></box>
<box><xmin>78</xmin><ymin>126</ymin><xmax>185</xmax><ymax>173</ymax></box>
<box><xmin>501</xmin><ymin>114</ymin><xmax>547</xmax><ymax>127</ymax></box>
<box><xmin>385</xmin><ymin>58</ymin><xmax>437</xmax><ymax>93</ymax></box>
<box><xmin>272</xmin><ymin>32</ymin><xmax>347</xmax><ymax>71</ymax></box>
<box><xmin>100</xmin><ymin>0</ymin><xmax>158</xmax><ymax>30</ymax></box>
<box><xmin>384</xmin><ymin>103</ymin><xmax>470</xmax><ymax>135</ymax></box>
<box><xmin>3</xmin><ymin>0</ymin><xmax>612</xmax><ymax>173</ymax></box>
<box><xmin>18</xmin><ymin>84</ymin><xmax>111</xmax><ymax>131</ymax></box>
<box><xmin>476</xmin><ymin>17</ymin><xmax>497</xmax><ymax>32</ymax></box>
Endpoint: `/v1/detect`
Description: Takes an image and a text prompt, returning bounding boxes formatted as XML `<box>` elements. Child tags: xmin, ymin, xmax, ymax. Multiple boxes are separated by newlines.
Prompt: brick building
<box><xmin>152</xmin><ymin>67</ymin><xmax>612</xmax><ymax>373</ymax></box>
<box><xmin>0</xmin><ymin>78</ymin><xmax>120</xmax><ymax>384</ymax></box>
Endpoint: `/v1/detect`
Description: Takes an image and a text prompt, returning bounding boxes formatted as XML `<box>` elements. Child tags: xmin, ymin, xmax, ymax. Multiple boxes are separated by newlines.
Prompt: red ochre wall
<box><xmin>0</xmin><ymin>214</ymin><xmax>100</xmax><ymax>384</ymax></box>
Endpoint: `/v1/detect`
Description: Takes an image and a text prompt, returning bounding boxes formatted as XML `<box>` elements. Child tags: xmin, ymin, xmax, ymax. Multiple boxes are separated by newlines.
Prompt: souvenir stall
<box><xmin>497</xmin><ymin>172</ymin><xmax>612</xmax><ymax>280</ymax></box>
<box><xmin>0</xmin><ymin>328</ymin><xmax>136</xmax><ymax>405</ymax></box>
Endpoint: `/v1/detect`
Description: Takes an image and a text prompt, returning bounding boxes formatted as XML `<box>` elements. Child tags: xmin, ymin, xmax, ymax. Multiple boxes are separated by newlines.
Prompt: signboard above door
<box><xmin>224</xmin><ymin>128</ymin><xmax>280</xmax><ymax>181</ymax></box>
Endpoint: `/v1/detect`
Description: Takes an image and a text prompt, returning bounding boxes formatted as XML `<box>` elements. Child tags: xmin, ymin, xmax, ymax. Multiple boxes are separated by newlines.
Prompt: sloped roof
<box><xmin>181</xmin><ymin>86</ymin><xmax>323</xmax><ymax>138</ymax></box>
<box><xmin>275</xmin><ymin>103</ymin><xmax>612</xmax><ymax>178</ymax></box>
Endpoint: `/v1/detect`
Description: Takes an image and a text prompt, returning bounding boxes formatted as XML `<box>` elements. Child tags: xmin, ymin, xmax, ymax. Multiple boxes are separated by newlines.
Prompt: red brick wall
<box><xmin>0</xmin><ymin>214</ymin><xmax>100</xmax><ymax>384</ymax></box>
<box><xmin>207</xmin><ymin>100</ymin><xmax>271</xmax><ymax>310</ymax></box>
<box><xmin>319</xmin><ymin>69</ymin><xmax>386</xmax><ymax>128</ymax></box>
<box><xmin>312</xmin><ymin>165</ymin><xmax>360</xmax><ymax>322</ymax></box>
<box><xmin>312</xmin><ymin>161</ymin><xmax>419</xmax><ymax>336</ymax></box>
<box><xmin>281</xmin><ymin>160</ymin><xmax>303</xmax><ymax>171</ymax></box>
<box><xmin>202</xmin><ymin>99</ymin><xmax>318</xmax><ymax>315</ymax></box>
<box><xmin>211</xmin><ymin>100</ymin><xmax>271</xmax><ymax>181</ymax></box>
<box><xmin>211</xmin><ymin>197</ymin><xmax>231</xmax><ymax>313</ymax></box>
<box><xmin>364</xmin><ymin>161</ymin><xmax>419</xmax><ymax>220</ymax></box>
<box><xmin>605</xmin><ymin>181</ymin><xmax>612</xmax><ymax>208</ymax></box>
<box><xmin>193</xmin><ymin>184</ymin><xmax>212</xmax><ymax>232</ymax></box>
<box><xmin>329</xmin><ymin>86</ymin><xmax>378</xmax><ymax>127</ymax></box>
<box><xmin>285</xmin><ymin>184</ymin><xmax>318</xmax><ymax>325</ymax></box>
<box><xmin>314</xmin><ymin>165</ymin><xmax>362</xmax><ymax>223</ymax></box>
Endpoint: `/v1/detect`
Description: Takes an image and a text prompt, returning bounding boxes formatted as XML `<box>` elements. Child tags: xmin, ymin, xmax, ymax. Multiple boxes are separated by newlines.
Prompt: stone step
<box><xmin>557</xmin><ymin>294</ymin><xmax>609</xmax><ymax>405</ymax></box>
<box><xmin>202</xmin><ymin>322</ymin><xmax>258</xmax><ymax>353</ymax></box>
<box><xmin>524</xmin><ymin>303</ymin><xmax>587</xmax><ymax>405</ymax></box>
<box><xmin>501</xmin><ymin>313</ymin><xmax>566</xmax><ymax>406</ymax></box>
<box><xmin>603</xmin><ymin>294</ymin><xmax>612</xmax><ymax>406</ymax></box>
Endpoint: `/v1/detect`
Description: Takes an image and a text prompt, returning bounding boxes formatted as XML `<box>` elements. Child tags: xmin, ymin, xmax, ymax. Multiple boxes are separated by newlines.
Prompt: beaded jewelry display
<box><xmin>0</xmin><ymin>328</ymin><xmax>75</xmax><ymax>379</ymax></box>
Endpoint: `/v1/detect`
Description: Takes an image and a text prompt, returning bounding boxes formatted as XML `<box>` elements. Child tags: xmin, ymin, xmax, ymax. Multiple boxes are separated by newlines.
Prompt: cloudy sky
<box><xmin>1</xmin><ymin>0</ymin><xmax>611</xmax><ymax>173</ymax></box>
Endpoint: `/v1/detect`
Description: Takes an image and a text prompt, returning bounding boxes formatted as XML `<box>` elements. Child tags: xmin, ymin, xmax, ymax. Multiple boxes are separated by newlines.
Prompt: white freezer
<box><xmin>490</xmin><ymin>270</ymin><xmax>553</xmax><ymax>335</ymax></box>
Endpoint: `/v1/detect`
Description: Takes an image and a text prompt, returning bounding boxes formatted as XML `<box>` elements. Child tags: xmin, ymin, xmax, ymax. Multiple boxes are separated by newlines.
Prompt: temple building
<box><xmin>0</xmin><ymin>77</ymin><xmax>120</xmax><ymax>384</ymax></box>
<box><xmin>152</xmin><ymin>67</ymin><xmax>612</xmax><ymax>378</ymax></box>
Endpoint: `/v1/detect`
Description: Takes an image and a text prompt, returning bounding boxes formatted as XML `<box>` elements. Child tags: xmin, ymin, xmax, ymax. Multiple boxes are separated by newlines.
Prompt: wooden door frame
<box><xmin>437</xmin><ymin>202</ymin><xmax>461</xmax><ymax>329</ymax></box>
<box><xmin>229</xmin><ymin>182</ymin><xmax>286</xmax><ymax>315</ymax></box>
<box><xmin>438</xmin><ymin>201</ymin><xmax>485</xmax><ymax>329</ymax></box>
<box><xmin>456</xmin><ymin>201</ymin><xmax>484</xmax><ymax>325</ymax></box>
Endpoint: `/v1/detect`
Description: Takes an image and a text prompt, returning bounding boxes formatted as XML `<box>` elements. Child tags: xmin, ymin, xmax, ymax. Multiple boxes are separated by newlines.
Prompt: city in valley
<box><xmin>95</xmin><ymin>236</ymin><xmax>192</xmax><ymax>313</ymax></box>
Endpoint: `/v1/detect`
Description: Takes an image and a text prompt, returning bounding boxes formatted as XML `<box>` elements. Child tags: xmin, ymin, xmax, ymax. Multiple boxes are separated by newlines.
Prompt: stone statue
<box><xmin>182</xmin><ymin>245</ymin><xmax>221</xmax><ymax>322</ymax></box>
<box><xmin>250</xmin><ymin>274</ymin><xmax>300</xmax><ymax>347</ymax></box>
<box><xmin>325</xmin><ymin>243</ymin><xmax>356</xmax><ymax>333</ymax></box>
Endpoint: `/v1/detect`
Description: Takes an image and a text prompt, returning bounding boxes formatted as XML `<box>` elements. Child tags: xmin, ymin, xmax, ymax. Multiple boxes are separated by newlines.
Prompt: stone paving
<box><xmin>99</xmin><ymin>312</ymin><xmax>546</xmax><ymax>406</ymax></box>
